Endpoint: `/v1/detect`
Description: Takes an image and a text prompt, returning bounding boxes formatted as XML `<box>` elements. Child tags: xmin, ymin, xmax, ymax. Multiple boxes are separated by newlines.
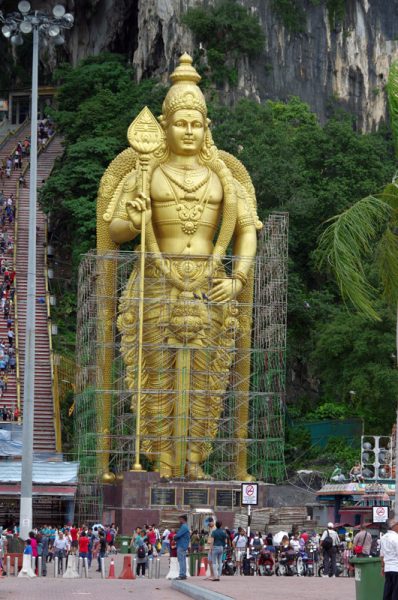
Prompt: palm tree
<box><xmin>316</xmin><ymin>61</ymin><xmax>398</xmax><ymax>509</ymax></box>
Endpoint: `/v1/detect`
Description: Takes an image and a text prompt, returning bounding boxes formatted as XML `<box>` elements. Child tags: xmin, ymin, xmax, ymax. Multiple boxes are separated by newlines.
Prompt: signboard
<box><xmin>373</xmin><ymin>506</ymin><xmax>388</xmax><ymax>523</ymax></box>
<box><xmin>216</xmin><ymin>489</ymin><xmax>232</xmax><ymax>507</ymax></box>
<box><xmin>183</xmin><ymin>488</ymin><xmax>209</xmax><ymax>506</ymax></box>
<box><xmin>241</xmin><ymin>483</ymin><xmax>259</xmax><ymax>506</ymax></box>
<box><xmin>150</xmin><ymin>487</ymin><xmax>176</xmax><ymax>506</ymax></box>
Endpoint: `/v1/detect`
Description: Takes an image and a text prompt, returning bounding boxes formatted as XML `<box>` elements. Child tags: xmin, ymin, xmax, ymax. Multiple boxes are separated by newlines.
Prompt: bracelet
<box><xmin>234</xmin><ymin>271</ymin><xmax>248</xmax><ymax>287</ymax></box>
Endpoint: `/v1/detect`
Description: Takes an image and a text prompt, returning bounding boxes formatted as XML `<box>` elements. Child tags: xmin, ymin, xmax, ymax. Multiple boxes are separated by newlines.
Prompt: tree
<box><xmin>316</xmin><ymin>62</ymin><xmax>398</xmax><ymax>482</ymax></box>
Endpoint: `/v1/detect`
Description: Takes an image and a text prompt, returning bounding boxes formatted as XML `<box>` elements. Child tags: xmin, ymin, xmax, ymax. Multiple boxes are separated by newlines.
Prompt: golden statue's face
<box><xmin>166</xmin><ymin>109</ymin><xmax>205</xmax><ymax>156</ymax></box>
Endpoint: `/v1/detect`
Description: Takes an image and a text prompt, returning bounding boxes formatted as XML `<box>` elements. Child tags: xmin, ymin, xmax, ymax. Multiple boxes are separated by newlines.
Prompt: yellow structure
<box><xmin>96</xmin><ymin>54</ymin><xmax>263</xmax><ymax>482</ymax></box>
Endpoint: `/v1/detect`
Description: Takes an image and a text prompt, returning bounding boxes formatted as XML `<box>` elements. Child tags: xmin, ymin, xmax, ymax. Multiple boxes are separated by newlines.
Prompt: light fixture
<box><xmin>52</xmin><ymin>5</ymin><xmax>66</xmax><ymax>18</ymax></box>
<box><xmin>11</xmin><ymin>34</ymin><xmax>24</xmax><ymax>46</ymax></box>
<box><xmin>63</xmin><ymin>13</ymin><xmax>74</xmax><ymax>25</ymax></box>
<box><xmin>53</xmin><ymin>34</ymin><xmax>65</xmax><ymax>46</ymax></box>
<box><xmin>1</xmin><ymin>25</ymin><xmax>12</xmax><ymax>38</ymax></box>
<box><xmin>18</xmin><ymin>1</ymin><xmax>31</xmax><ymax>15</ymax></box>
<box><xmin>20</xmin><ymin>20</ymin><xmax>33</xmax><ymax>34</ymax></box>
<box><xmin>48</xmin><ymin>24</ymin><xmax>60</xmax><ymax>37</ymax></box>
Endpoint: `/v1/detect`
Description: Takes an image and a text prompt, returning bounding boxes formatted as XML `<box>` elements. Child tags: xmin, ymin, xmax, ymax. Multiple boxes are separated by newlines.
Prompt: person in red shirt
<box><xmin>79</xmin><ymin>532</ymin><xmax>89</xmax><ymax>560</ymax></box>
<box><xmin>70</xmin><ymin>525</ymin><xmax>78</xmax><ymax>555</ymax></box>
<box><xmin>147</xmin><ymin>526</ymin><xmax>157</xmax><ymax>547</ymax></box>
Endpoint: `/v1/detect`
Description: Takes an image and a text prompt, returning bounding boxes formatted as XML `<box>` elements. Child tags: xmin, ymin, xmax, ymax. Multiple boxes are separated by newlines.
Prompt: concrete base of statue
<box><xmin>102</xmin><ymin>471</ymin><xmax>268</xmax><ymax>534</ymax></box>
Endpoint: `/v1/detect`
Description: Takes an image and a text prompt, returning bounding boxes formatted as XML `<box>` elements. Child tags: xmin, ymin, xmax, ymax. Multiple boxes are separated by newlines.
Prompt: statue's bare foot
<box><xmin>157</xmin><ymin>453</ymin><xmax>174</xmax><ymax>478</ymax></box>
<box><xmin>102</xmin><ymin>472</ymin><xmax>116</xmax><ymax>484</ymax></box>
<box><xmin>186</xmin><ymin>463</ymin><xmax>211</xmax><ymax>480</ymax></box>
<box><xmin>236</xmin><ymin>471</ymin><xmax>256</xmax><ymax>482</ymax></box>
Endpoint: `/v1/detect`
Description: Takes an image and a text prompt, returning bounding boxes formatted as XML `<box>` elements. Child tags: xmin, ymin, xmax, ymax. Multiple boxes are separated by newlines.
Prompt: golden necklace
<box><xmin>160</xmin><ymin>166</ymin><xmax>211</xmax><ymax>235</ymax></box>
<box><xmin>159</xmin><ymin>164</ymin><xmax>211</xmax><ymax>194</ymax></box>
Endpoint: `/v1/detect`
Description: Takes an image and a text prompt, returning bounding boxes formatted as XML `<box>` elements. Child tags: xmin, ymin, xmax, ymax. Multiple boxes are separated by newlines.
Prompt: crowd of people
<box><xmin>0</xmin><ymin>177</ymin><xmax>17</xmax><ymax>414</ymax></box>
<box><xmin>15</xmin><ymin>523</ymin><xmax>118</xmax><ymax>576</ymax></box>
<box><xmin>151</xmin><ymin>517</ymin><xmax>381</xmax><ymax>580</ymax></box>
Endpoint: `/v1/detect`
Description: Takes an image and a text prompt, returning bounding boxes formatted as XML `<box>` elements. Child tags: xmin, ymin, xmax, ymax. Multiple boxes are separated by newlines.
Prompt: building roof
<box><xmin>0</xmin><ymin>461</ymin><xmax>79</xmax><ymax>485</ymax></box>
<box><xmin>317</xmin><ymin>482</ymin><xmax>395</xmax><ymax>497</ymax></box>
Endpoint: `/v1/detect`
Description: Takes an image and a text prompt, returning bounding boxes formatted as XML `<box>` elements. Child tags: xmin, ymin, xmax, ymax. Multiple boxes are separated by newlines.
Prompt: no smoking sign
<box><xmin>373</xmin><ymin>506</ymin><xmax>388</xmax><ymax>523</ymax></box>
<box><xmin>241</xmin><ymin>482</ymin><xmax>259</xmax><ymax>505</ymax></box>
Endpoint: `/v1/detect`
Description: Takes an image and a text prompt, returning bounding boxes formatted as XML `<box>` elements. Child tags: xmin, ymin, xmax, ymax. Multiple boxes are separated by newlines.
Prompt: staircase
<box><xmin>16</xmin><ymin>135</ymin><xmax>63</xmax><ymax>453</ymax></box>
<box><xmin>234</xmin><ymin>506</ymin><xmax>318</xmax><ymax>534</ymax></box>
<box><xmin>0</xmin><ymin>123</ymin><xmax>30</xmax><ymax>415</ymax></box>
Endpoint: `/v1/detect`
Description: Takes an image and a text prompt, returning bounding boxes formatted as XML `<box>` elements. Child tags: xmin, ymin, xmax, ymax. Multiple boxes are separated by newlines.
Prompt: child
<box><xmin>24</xmin><ymin>539</ymin><xmax>32</xmax><ymax>555</ymax></box>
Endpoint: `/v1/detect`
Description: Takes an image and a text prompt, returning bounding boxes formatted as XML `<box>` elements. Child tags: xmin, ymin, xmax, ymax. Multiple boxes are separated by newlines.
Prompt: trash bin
<box><xmin>189</xmin><ymin>552</ymin><xmax>207</xmax><ymax>576</ymax></box>
<box><xmin>118</xmin><ymin>535</ymin><xmax>131</xmax><ymax>555</ymax></box>
<box><xmin>350</xmin><ymin>557</ymin><xmax>384</xmax><ymax>600</ymax></box>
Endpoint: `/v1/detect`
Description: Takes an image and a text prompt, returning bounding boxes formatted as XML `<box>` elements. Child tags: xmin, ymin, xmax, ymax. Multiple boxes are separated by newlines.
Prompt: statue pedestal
<box><xmin>102</xmin><ymin>471</ymin><xmax>268</xmax><ymax>534</ymax></box>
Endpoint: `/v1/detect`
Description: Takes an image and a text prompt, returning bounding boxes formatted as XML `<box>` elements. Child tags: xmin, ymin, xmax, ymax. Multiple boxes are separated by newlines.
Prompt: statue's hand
<box><xmin>207</xmin><ymin>278</ymin><xmax>243</xmax><ymax>303</ymax></box>
<box><xmin>126</xmin><ymin>193</ymin><xmax>152</xmax><ymax>230</ymax></box>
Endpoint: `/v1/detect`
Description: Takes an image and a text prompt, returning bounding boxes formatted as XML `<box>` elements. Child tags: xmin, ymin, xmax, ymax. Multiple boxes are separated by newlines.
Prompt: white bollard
<box><xmin>63</xmin><ymin>555</ymin><xmax>79</xmax><ymax>578</ymax></box>
<box><xmin>37</xmin><ymin>557</ymin><xmax>42</xmax><ymax>577</ymax></box>
<box><xmin>14</xmin><ymin>557</ymin><xmax>18</xmax><ymax>577</ymax></box>
<box><xmin>62</xmin><ymin>556</ymin><xmax>66</xmax><ymax>574</ymax></box>
<box><xmin>18</xmin><ymin>554</ymin><xmax>36</xmax><ymax>578</ymax></box>
<box><xmin>84</xmin><ymin>557</ymin><xmax>89</xmax><ymax>578</ymax></box>
<box><xmin>133</xmin><ymin>556</ymin><xmax>137</xmax><ymax>577</ymax></box>
<box><xmin>186</xmin><ymin>557</ymin><xmax>191</xmax><ymax>578</ymax></box>
<box><xmin>54</xmin><ymin>556</ymin><xmax>58</xmax><ymax>578</ymax></box>
<box><xmin>166</xmin><ymin>557</ymin><xmax>179</xmax><ymax>579</ymax></box>
<box><xmin>78</xmin><ymin>557</ymin><xmax>83</xmax><ymax>578</ymax></box>
<box><xmin>6</xmin><ymin>555</ymin><xmax>10</xmax><ymax>576</ymax></box>
<box><xmin>148</xmin><ymin>557</ymin><xmax>153</xmax><ymax>578</ymax></box>
<box><xmin>31</xmin><ymin>556</ymin><xmax>35</xmax><ymax>572</ymax></box>
<box><xmin>156</xmin><ymin>557</ymin><xmax>161</xmax><ymax>579</ymax></box>
<box><xmin>100</xmin><ymin>557</ymin><xmax>105</xmax><ymax>579</ymax></box>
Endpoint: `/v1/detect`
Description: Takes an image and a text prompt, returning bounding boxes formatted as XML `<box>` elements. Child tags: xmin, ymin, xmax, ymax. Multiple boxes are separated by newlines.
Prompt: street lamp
<box><xmin>0</xmin><ymin>2</ymin><xmax>73</xmax><ymax>542</ymax></box>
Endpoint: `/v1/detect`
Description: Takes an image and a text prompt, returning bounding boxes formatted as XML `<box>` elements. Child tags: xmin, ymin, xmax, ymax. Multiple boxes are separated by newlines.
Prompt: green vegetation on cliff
<box><xmin>42</xmin><ymin>53</ymin><xmax>397</xmax><ymax>473</ymax></box>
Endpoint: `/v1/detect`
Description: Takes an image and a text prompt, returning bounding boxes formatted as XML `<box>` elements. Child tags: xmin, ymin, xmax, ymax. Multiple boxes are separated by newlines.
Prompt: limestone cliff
<box><xmin>3</xmin><ymin>0</ymin><xmax>398</xmax><ymax>130</ymax></box>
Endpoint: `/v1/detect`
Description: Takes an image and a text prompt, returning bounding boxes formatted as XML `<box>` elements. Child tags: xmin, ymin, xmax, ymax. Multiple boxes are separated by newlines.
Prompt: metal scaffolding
<box><xmin>74</xmin><ymin>213</ymin><xmax>288</xmax><ymax>523</ymax></box>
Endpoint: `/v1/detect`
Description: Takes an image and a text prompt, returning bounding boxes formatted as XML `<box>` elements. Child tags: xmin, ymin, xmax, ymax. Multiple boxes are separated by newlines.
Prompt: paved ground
<box><xmin>0</xmin><ymin>554</ymin><xmax>357</xmax><ymax>599</ymax></box>
<box><xmin>188</xmin><ymin>576</ymin><xmax>356</xmax><ymax>599</ymax></box>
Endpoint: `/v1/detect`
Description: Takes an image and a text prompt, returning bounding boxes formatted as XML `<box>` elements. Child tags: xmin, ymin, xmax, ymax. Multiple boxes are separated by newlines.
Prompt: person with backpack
<box><xmin>136</xmin><ymin>539</ymin><xmax>148</xmax><ymax>577</ymax></box>
<box><xmin>232</xmin><ymin>527</ymin><xmax>248</xmax><ymax>575</ymax></box>
<box><xmin>353</xmin><ymin>523</ymin><xmax>372</xmax><ymax>557</ymax></box>
<box><xmin>321</xmin><ymin>522</ymin><xmax>340</xmax><ymax>577</ymax></box>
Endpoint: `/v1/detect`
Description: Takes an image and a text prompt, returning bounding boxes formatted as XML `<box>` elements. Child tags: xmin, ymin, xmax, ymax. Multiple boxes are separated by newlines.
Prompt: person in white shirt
<box><xmin>321</xmin><ymin>522</ymin><xmax>340</xmax><ymax>577</ymax></box>
<box><xmin>233</xmin><ymin>527</ymin><xmax>248</xmax><ymax>573</ymax></box>
<box><xmin>381</xmin><ymin>518</ymin><xmax>398</xmax><ymax>599</ymax></box>
<box><xmin>160</xmin><ymin>528</ymin><xmax>170</xmax><ymax>555</ymax></box>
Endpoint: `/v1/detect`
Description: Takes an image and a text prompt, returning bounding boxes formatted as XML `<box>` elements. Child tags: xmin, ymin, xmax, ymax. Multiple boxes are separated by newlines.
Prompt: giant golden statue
<box><xmin>96</xmin><ymin>54</ymin><xmax>262</xmax><ymax>482</ymax></box>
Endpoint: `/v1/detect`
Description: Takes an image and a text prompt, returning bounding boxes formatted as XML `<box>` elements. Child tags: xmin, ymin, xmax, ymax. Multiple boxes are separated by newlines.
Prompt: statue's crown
<box><xmin>161</xmin><ymin>53</ymin><xmax>207</xmax><ymax>121</ymax></box>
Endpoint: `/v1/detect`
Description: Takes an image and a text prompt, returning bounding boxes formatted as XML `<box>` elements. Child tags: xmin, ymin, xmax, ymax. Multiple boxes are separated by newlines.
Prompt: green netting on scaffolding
<box><xmin>74</xmin><ymin>213</ymin><xmax>288</xmax><ymax>523</ymax></box>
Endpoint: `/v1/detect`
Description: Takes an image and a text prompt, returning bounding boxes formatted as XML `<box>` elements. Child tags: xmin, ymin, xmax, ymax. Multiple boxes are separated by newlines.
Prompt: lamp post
<box><xmin>0</xmin><ymin>2</ymin><xmax>73</xmax><ymax>541</ymax></box>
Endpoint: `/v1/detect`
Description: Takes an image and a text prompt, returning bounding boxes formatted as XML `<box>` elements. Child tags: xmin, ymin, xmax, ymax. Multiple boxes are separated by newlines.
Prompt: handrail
<box><xmin>0</xmin><ymin>118</ymin><xmax>29</xmax><ymax>152</ymax></box>
<box><xmin>44</xmin><ymin>216</ymin><xmax>62</xmax><ymax>454</ymax></box>
<box><xmin>41</xmin><ymin>135</ymin><xmax>62</xmax><ymax>453</ymax></box>
<box><xmin>14</xmin><ymin>132</ymin><xmax>56</xmax><ymax>427</ymax></box>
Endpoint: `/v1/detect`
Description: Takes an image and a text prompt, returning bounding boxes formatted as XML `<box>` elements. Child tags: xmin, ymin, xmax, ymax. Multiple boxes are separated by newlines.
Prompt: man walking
<box><xmin>211</xmin><ymin>521</ymin><xmax>227</xmax><ymax>581</ymax></box>
<box><xmin>381</xmin><ymin>518</ymin><xmax>398</xmax><ymax>599</ymax></box>
<box><xmin>174</xmin><ymin>515</ymin><xmax>190</xmax><ymax>580</ymax></box>
<box><xmin>321</xmin><ymin>522</ymin><xmax>340</xmax><ymax>577</ymax></box>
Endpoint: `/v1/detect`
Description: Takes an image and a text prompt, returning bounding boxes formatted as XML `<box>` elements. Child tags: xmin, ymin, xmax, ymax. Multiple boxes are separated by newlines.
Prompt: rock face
<box><xmin>48</xmin><ymin>0</ymin><xmax>398</xmax><ymax>129</ymax></box>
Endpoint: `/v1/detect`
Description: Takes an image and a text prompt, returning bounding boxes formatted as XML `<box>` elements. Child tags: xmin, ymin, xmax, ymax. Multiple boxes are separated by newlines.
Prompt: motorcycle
<box><xmin>276</xmin><ymin>549</ymin><xmax>297</xmax><ymax>576</ymax></box>
<box><xmin>222</xmin><ymin>548</ymin><xmax>236</xmax><ymax>576</ymax></box>
<box><xmin>318</xmin><ymin>548</ymin><xmax>344</xmax><ymax>577</ymax></box>
<box><xmin>257</xmin><ymin>550</ymin><xmax>274</xmax><ymax>576</ymax></box>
